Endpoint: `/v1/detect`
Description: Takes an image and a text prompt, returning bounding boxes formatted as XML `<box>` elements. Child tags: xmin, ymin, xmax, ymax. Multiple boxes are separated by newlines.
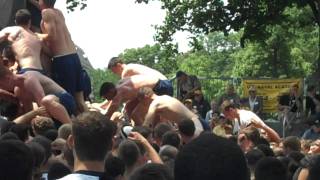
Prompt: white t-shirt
<box><xmin>58</xmin><ymin>174</ymin><xmax>100</xmax><ymax>180</ymax></box>
<box><xmin>233</xmin><ymin>109</ymin><xmax>261</xmax><ymax>134</ymax></box>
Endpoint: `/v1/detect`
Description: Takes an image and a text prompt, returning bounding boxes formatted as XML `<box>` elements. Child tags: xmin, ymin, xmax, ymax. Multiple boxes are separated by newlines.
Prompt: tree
<box><xmin>136</xmin><ymin>0</ymin><xmax>320</xmax><ymax>71</ymax></box>
<box><xmin>118</xmin><ymin>44</ymin><xmax>178</xmax><ymax>76</ymax></box>
<box><xmin>66</xmin><ymin>0</ymin><xmax>87</xmax><ymax>11</ymax></box>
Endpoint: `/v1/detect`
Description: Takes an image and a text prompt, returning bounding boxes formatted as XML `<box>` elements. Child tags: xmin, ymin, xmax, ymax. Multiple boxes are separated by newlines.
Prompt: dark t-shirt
<box><xmin>306</xmin><ymin>95</ymin><xmax>320</xmax><ymax>115</ymax></box>
<box><xmin>279</xmin><ymin>94</ymin><xmax>301</xmax><ymax>112</ymax></box>
<box><xmin>193</xmin><ymin>98</ymin><xmax>211</xmax><ymax>120</ymax></box>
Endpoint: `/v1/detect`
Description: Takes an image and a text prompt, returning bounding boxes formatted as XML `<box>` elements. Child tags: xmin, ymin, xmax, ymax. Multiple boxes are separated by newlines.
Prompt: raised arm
<box><xmin>250</xmin><ymin>115</ymin><xmax>280</xmax><ymax>143</ymax></box>
<box><xmin>41</xmin><ymin>10</ymin><xmax>56</xmax><ymax>41</ymax></box>
<box><xmin>13</xmin><ymin>107</ymin><xmax>48</xmax><ymax>124</ymax></box>
<box><xmin>129</xmin><ymin>132</ymin><xmax>163</xmax><ymax>164</ymax></box>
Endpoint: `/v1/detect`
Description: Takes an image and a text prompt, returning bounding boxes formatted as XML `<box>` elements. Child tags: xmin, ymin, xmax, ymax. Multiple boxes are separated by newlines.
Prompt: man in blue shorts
<box><xmin>38</xmin><ymin>0</ymin><xmax>88</xmax><ymax>113</ymax></box>
<box><xmin>108</xmin><ymin>57</ymin><xmax>173</xmax><ymax>96</ymax></box>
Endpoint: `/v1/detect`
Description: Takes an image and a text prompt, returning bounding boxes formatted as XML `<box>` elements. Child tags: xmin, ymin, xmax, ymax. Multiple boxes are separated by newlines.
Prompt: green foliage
<box><xmin>87</xmin><ymin>68</ymin><xmax>119</xmax><ymax>102</ymax></box>
<box><xmin>66</xmin><ymin>0</ymin><xmax>87</xmax><ymax>11</ymax></box>
<box><xmin>118</xmin><ymin>44</ymin><xmax>178</xmax><ymax>76</ymax></box>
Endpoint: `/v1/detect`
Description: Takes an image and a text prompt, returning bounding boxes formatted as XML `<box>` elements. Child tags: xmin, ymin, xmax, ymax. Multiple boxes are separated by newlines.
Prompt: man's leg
<box><xmin>41</xmin><ymin>95</ymin><xmax>71</xmax><ymax>124</ymax></box>
<box><xmin>74</xmin><ymin>91</ymin><xmax>88</xmax><ymax>114</ymax></box>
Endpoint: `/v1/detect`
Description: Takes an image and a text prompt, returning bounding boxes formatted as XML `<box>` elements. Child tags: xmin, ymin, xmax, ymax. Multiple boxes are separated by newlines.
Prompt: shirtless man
<box><xmin>0</xmin><ymin>64</ymin><xmax>73</xmax><ymax>124</ymax></box>
<box><xmin>108</xmin><ymin>57</ymin><xmax>173</xmax><ymax>96</ymax></box>
<box><xmin>100</xmin><ymin>75</ymin><xmax>162</xmax><ymax>123</ymax></box>
<box><xmin>38</xmin><ymin>0</ymin><xmax>87</xmax><ymax>113</ymax></box>
<box><xmin>137</xmin><ymin>87</ymin><xmax>204</xmax><ymax>135</ymax></box>
<box><xmin>0</xmin><ymin>9</ymin><xmax>44</xmax><ymax>73</ymax></box>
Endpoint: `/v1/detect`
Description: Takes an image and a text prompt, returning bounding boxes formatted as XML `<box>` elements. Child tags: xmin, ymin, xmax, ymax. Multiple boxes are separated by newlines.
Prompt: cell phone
<box><xmin>120</xmin><ymin>125</ymin><xmax>133</xmax><ymax>139</ymax></box>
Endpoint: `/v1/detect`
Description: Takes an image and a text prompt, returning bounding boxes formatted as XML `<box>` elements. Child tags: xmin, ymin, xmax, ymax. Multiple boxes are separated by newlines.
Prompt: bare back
<box><xmin>41</xmin><ymin>8</ymin><xmax>76</xmax><ymax>55</ymax></box>
<box><xmin>116</xmin><ymin>75</ymin><xmax>159</xmax><ymax>103</ymax></box>
<box><xmin>151</xmin><ymin>95</ymin><xmax>204</xmax><ymax>132</ymax></box>
<box><xmin>122</xmin><ymin>64</ymin><xmax>167</xmax><ymax>80</ymax></box>
<box><xmin>4</xmin><ymin>26</ymin><xmax>42</xmax><ymax>69</ymax></box>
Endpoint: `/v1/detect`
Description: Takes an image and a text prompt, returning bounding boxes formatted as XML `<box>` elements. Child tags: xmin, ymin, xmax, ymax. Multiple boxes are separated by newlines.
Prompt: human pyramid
<box><xmin>1</xmin><ymin>1</ymin><xmax>319</xmax><ymax>180</ymax></box>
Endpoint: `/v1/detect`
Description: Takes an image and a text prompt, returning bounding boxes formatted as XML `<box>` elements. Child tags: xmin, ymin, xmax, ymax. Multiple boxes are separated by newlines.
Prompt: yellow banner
<box><xmin>242</xmin><ymin>79</ymin><xmax>303</xmax><ymax>113</ymax></box>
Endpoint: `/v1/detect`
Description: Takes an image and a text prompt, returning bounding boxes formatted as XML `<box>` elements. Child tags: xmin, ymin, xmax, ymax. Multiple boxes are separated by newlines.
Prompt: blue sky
<box><xmin>56</xmin><ymin>0</ymin><xmax>190</xmax><ymax>69</ymax></box>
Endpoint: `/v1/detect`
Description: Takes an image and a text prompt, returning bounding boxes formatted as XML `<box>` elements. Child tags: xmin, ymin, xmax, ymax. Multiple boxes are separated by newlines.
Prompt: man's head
<box><xmin>31</xmin><ymin>116</ymin><xmax>55</xmax><ymax>136</ymax></box>
<box><xmin>193</xmin><ymin>90</ymin><xmax>203</xmax><ymax>101</ymax></box>
<box><xmin>176</xmin><ymin>71</ymin><xmax>188</xmax><ymax>82</ymax></box>
<box><xmin>282</xmin><ymin>136</ymin><xmax>301</xmax><ymax>155</ymax></box>
<box><xmin>100</xmin><ymin>82</ymin><xmax>117</xmax><ymax>100</ymax></box>
<box><xmin>290</xmin><ymin>83</ymin><xmax>299</xmax><ymax>96</ymax></box>
<box><xmin>129</xmin><ymin>163</ymin><xmax>174</xmax><ymax>180</ymax></box>
<box><xmin>39</xmin><ymin>0</ymin><xmax>56</xmax><ymax>9</ymax></box>
<box><xmin>238</xmin><ymin>126</ymin><xmax>261</xmax><ymax>153</ymax></box>
<box><xmin>248</xmin><ymin>86</ymin><xmax>257</xmax><ymax>97</ymax></box>
<box><xmin>226</xmin><ymin>84</ymin><xmax>235</xmax><ymax>95</ymax></box>
<box><xmin>118</xmin><ymin>140</ymin><xmax>142</xmax><ymax>168</ymax></box>
<box><xmin>221</xmin><ymin>100</ymin><xmax>237</xmax><ymax>120</ymax></box>
<box><xmin>0</xmin><ymin>140</ymin><xmax>34</xmax><ymax>180</ymax></box>
<box><xmin>254</xmin><ymin>157</ymin><xmax>287</xmax><ymax>180</ymax></box>
<box><xmin>108</xmin><ymin>57</ymin><xmax>124</xmax><ymax>76</ymax></box>
<box><xmin>15</xmin><ymin>9</ymin><xmax>31</xmax><ymax>27</ymax></box>
<box><xmin>178</xmin><ymin>119</ymin><xmax>195</xmax><ymax>144</ymax></box>
<box><xmin>210</xmin><ymin>99</ymin><xmax>218</xmax><ymax>111</ymax></box>
<box><xmin>69</xmin><ymin>111</ymin><xmax>116</xmax><ymax>162</ymax></box>
<box><xmin>175</xmin><ymin>133</ymin><xmax>249</xmax><ymax>180</ymax></box>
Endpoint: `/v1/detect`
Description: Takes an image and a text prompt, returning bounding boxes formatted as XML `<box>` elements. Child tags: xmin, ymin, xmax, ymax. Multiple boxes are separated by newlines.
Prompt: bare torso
<box><xmin>115</xmin><ymin>75</ymin><xmax>159</xmax><ymax>102</ymax></box>
<box><xmin>5</xmin><ymin>26</ymin><xmax>42</xmax><ymax>69</ymax></box>
<box><xmin>41</xmin><ymin>8</ymin><xmax>76</xmax><ymax>56</ymax></box>
<box><xmin>122</xmin><ymin>64</ymin><xmax>167</xmax><ymax>80</ymax></box>
<box><xmin>151</xmin><ymin>95</ymin><xmax>204</xmax><ymax>132</ymax></box>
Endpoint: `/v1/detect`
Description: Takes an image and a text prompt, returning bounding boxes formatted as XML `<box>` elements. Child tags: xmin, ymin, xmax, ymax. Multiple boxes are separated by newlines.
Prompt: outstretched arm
<box><xmin>129</xmin><ymin>132</ymin><xmax>163</xmax><ymax>164</ymax></box>
<box><xmin>13</xmin><ymin>107</ymin><xmax>48</xmax><ymax>124</ymax></box>
<box><xmin>250</xmin><ymin>115</ymin><xmax>280</xmax><ymax>143</ymax></box>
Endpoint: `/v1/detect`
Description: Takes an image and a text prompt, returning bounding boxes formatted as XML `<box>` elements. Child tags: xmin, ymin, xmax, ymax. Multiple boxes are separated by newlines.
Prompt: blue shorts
<box><xmin>153</xmin><ymin>79</ymin><xmax>173</xmax><ymax>96</ymax></box>
<box><xmin>81</xmin><ymin>69</ymin><xmax>92</xmax><ymax>101</ymax></box>
<box><xmin>55</xmin><ymin>92</ymin><xmax>76</xmax><ymax>116</ymax></box>
<box><xmin>18</xmin><ymin>68</ymin><xmax>47</xmax><ymax>76</ymax></box>
<box><xmin>52</xmin><ymin>54</ymin><xmax>84</xmax><ymax>95</ymax></box>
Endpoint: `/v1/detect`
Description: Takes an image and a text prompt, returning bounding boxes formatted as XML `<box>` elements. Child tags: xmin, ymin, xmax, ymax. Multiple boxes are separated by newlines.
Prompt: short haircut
<box><xmin>72</xmin><ymin>111</ymin><xmax>116</xmax><ymax>161</ymax></box>
<box><xmin>118</xmin><ymin>140</ymin><xmax>140</xmax><ymax>168</ymax></box>
<box><xmin>161</xmin><ymin>131</ymin><xmax>181</xmax><ymax>148</ymax></box>
<box><xmin>32</xmin><ymin>116</ymin><xmax>55</xmax><ymax>136</ymax></box>
<box><xmin>176</xmin><ymin>71</ymin><xmax>187</xmax><ymax>78</ymax></box>
<box><xmin>178</xmin><ymin>119</ymin><xmax>195</xmax><ymax>137</ymax></box>
<box><xmin>15</xmin><ymin>9</ymin><xmax>31</xmax><ymax>26</ymax></box>
<box><xmin>105</xmin><ymin>154</ymin><xmax>125</xmax><ymax>178</ymax></box>
<box><xmin>99</xmin><ymin>82</ymin><xmax>116</xmax><ymax>97</ymax></box>
<box><xmin>9</xmin><ymin>124</ymin><xmax>30</xmax><ymax>142</ymax></box>
<box><xmin>153</xmin><ymin>123</ymin><xmax>173</xmax><ymax>140</ymax></box>
<box><xmin>175</xmin><ymin>133</ymin><xmax>249</xmax><ymax>180</ymax></box>
<box><xmin>42</xmin><ymin>0</ymin><xmax>56</xmax><ymax>7</ymax></box>
<box><xmin>283</xmin><ymin>136</ymin><xmax>301</xmax><ymax>152</ymax></box>
<box><xmin>256</xmin><ymin>144</ymin><xmax>275</xmax><ymax>157</ymax></box>
<box><xmin>137</xmin><ymin>87</ymin><xmax>155</xmax><ymax>99</ymax></box>
<box><xmin>44</xmin><ymin>129</ymin><xmax>58</xmax><ymax>141</ymax></box>
<box><xmin>254</xmin><ymin>157</ymin><xmax>287</xmax><ymax>180</ymax></box>
<box><xmin>26</xmin><ymin>142</ymin><xmax>46</xmax><ymax>168</ymax></box>
<box><xmin>132</xmin><ymin>126</ymin><xmax>152</xmax><ymax>139</ymax></box>
<box><xmin>129</xmin><ymin>163</ymin><xmax>174</xmax><ymax>180</ymax></box>
<box><xmin>31</xmin><ymin>136</ymin><xmax>52</xmax><ymax>164</ymax></box>
<box><xmin>0</xmin><ymin>140</ymin><xmax>33</xmax><ymax>180</ymax></box>
<box><xmin>220</xmin><ymin>100</ymin><xmax>236</xmax><ymax>112</ymax></box>
<box><xmin>240</xmin><ymin>126</ymin><xmax>261</xmax><ymax>146</ymax></box>
<box><xmin>58</xmin><ymin>123</ymin><xmax>72</xmax><ymax>140</ymax></box>
<box><xmin>245</xmin><ymin>149</ymin><xmax>265</xmax><ymax>169</ymax></box>
<box><xmin>159</xmin><ymin>145</ymin><xmax>179</xmax><ymax>160</ymax></box>
<box><xmin>47</xmin><ymin>161</ymin><xmax>71</xmax><ymax>180</ymax></box>
<box><xmin>0</xmin><ymin>131</ymin><xmax>19</xmax><ymax>141</ymax></box>
<box><xmin>108</xmin><ymin>57</ymin><xmax>123</xmax><ymax>69</ymax></box>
